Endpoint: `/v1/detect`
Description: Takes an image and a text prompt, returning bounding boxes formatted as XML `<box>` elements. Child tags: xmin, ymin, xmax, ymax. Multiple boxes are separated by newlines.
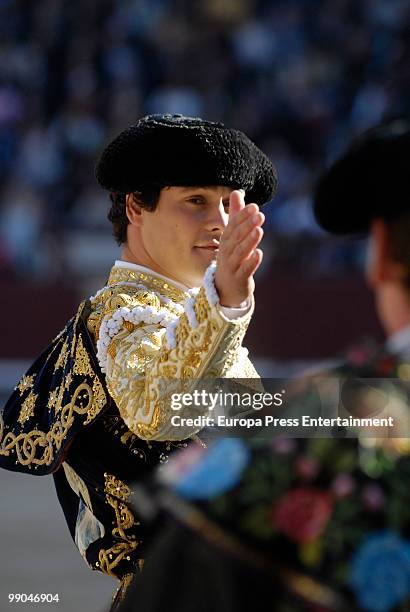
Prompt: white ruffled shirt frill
<box><xmin>113</xmin><ymin>260</ymin><xmax>252</xmax><ymax>320</ymax></box>
<box><xmin>95</xmin><ymin>260</ymin><xmax>252</xmax><ymax>373</ymax></box>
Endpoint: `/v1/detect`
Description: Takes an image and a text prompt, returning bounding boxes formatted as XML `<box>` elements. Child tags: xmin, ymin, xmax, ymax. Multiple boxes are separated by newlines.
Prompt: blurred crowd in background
<box><xmin>0</xmin><ymin>0</ymin><xmax>409</xmax><ymax>286</ymax></box>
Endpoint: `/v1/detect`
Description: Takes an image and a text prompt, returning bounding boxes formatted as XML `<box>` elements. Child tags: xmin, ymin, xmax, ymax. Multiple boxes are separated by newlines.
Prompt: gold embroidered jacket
<box><xmin>90</xmin><ymin>264</ymin><xmax>258</xmax><ymax>441</ymax></box>
<box><xmin>0</xmin><ymin>263</ymin><xmax>258</xmax><ymax>587</ymax></box>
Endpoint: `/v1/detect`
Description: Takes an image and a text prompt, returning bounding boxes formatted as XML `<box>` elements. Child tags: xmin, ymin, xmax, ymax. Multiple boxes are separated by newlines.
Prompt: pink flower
<box><xmin>347</xmin><ymin>347</ymin><xmax>368</xmax><ymax>366</ymax></box>
<box><xmin>271</xmin><ymin>437</ymin><xmax>297</xmax><ymax>455</ymax></box>
<box><xmin>362</xmin><ymin>484</ymin><xmax>385</xmax><ymax>511</ymax></box>
<box><xmin>295</xmin><ymin>456</ymin><xmax>319</xmax><ymax>481</ymax></box>
<box><xmin>273</xmin><ymin>487</ymin><xmax>333</xmax><ymax>544</ymax></box>
<box><xmin>331</xmin><ymin>473</ymin><xmax>355</xmax><ymax>498</ymax></box>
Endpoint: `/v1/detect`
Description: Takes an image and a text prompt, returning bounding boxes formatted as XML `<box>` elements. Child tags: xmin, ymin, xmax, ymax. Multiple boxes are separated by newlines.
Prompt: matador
<box><xmin>0</xmin><ymin>114</ymin><xmax>277</xmax><ymax>606</ymax></box>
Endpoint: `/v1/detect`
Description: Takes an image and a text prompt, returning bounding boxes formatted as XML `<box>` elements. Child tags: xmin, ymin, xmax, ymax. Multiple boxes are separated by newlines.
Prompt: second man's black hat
<box><xmin>314</xmin><ymin>120</ymin><xmax>410</xmax><ymax>234</ymax></box>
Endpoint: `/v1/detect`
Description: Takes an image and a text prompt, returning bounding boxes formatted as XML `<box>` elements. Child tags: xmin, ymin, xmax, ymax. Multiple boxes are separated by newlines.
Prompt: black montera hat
<box><xmin>313</xmin><ymin>119</ymin><xmax>410</xmax><ymax>234</ymax></box>
<box><xmin>95</xmin><ymin>114</ymin><xmax>277</xmax><ymax>206</ymax></box>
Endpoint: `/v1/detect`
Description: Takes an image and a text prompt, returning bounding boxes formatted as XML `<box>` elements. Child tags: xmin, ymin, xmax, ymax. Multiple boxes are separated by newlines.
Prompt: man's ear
<box><xmin>366</xmin><ymin>218</ymin><xmax>404</xmax><ymax>288</ymax></box>
<box><xmin>125</xmin><ymin>194</ymin><xmax>143</xmax><ymax>226</ymax></box>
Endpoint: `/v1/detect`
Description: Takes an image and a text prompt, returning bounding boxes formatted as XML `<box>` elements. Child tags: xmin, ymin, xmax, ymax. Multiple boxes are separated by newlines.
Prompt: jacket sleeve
<box><xmin>99</xmin><ymin>280</ymin><xmax>254</xmax><ymax>441</ymax></box>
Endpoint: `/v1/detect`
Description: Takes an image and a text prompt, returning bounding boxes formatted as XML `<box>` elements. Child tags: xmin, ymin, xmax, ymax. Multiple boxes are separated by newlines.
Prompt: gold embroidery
<box><xmin>83</xmin><ymin>378</ymin><xmax>107</xmax><ymax>426</ymax></box>
<box><xmin>51</xmin><ymin>323</ymin><xmax>69</xmax><ymax>345</ymax></box>
<box><xmin>105</xmin><ymin>291</ymin><xmax>162</xmax><ymax>312</ymax></box>
<box><xmin>17</xmin><ymin>391</ymin><xmax>38</xmax><ymax>425</ymax></box>
<box><xmin>87</xmin><ymin>308</ymin><xmax>103</xmax><ymax>339</ymax></box>
<box><xmin>161</xmin><ymin>365</ymin><xmax>178</xmax><ymax>377</ymax></box>
<box><xmin>73</xmin><ymin>336</ymin><xmax>94</xmax><ymax>377</ymax></box>
<box><xmin>47</xmin><ymin>388</ymin><xmax>59</xmax><ymax>412</ymax></box>
<box><xmin>104</xmin><ymin>473</ymin><xmax>131</xmax><ymax>501</ymax></box>
<box><xmin>106</xmin><ymin>285</ymin><xmax>254</xmax><ymax>440</ymax></box>
<box><xmin>107</xmin><ymin>267</ymin><xmax>186</xmax><ymax>304</ymax></box>
<box><xmin>106</xmin><ymin>293</ymin><xmax>138</xmax><ymax>310</ymax></box>
<box><xmin>89</xmin><ymin>289</ymin><xmax>181</xmax><ymax>345</ymax></box>
<box><xmin>120</xmin><ymin>572</ymin><xmax>135</xmax><ymax>592</ymax></box>
<box><xmin>43</xmin><ymin>338</ymin><xmax>64</xmax><ymax>367</ymax></box>
<box><xmin>101</xmin><ymin>412</ymin><xmax>150</xmax><ymax>459</ymax></box>
<box><xmin>1</xmin><ymin>383</ymin><xmax>92</xmax><ymax>467</ymax></box>
<box><xmin>126</xmin><ymin>352</ymin><xmax>145</xmax><ymax>370</ymax></box>
<box><xmin>16</xmin><ymin>374</ymin><xmax>36</xmax><ymax>395</ymax></box>
<box><xmin>135</xmin><ymin>402</ymin><xmax>161</xmax><ymax>438</ymax></box>
<box><xmin>86</xmin><ymin>267</ymin><xmax>254</xmax><ymax>441</ymax></box>
<box><xmin>98</xmin><ymin>473</ymin><xmax>139</xmax><ymax>577</ymax></box>
<box><xmin>54</xmin><ymin>339</ymin><xmax>69</xmax><ymax>372</ymax></box>
<box><xmin>55</xmin><ymin>380</ymin><xmax>66</xmax><ymax>414</ymax></box>
<box><xmin>65</xmin><ymin>372</ymin><xmax>73</xmax><ymax>388</ymax></box>
<box><xmin>112</xmin><ymin>572</ymin><xmax>135</xmax><ymax>606</ymax></box>
<box><xmin>1</xmin><ymin>299</ymin><xmax>108</xmax><ymax>468</ymax></box>
<box><xmin>70</xmin><ymin>305</ymin><xmax>85</xmax><ymax>358</ymax></box>
<box><xmin>123</xmin><ymin>321</ymin><xmax>135</xmax><ymax>333</ymax></box>
<box><xmin>148</xmin><ymin>333</ymin><xmax>162</xmax><ymax>347</ymax></box>
<box><xmin>86</xmin><ymin>269</ymin><xmax>186</xmax><ymax>348</ymax></box>
<box><xmin>132</xmin><ymin>291</ymin><xmax>161</xmax><ymax>309</ymax></box>
<box><xmin>108</xmin><ymin>343</ymin><xmax>117</xmax><ymax>360</ymax></box>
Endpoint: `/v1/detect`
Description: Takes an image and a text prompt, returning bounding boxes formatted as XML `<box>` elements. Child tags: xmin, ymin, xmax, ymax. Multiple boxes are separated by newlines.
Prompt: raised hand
<box><xmin>215</xmin><ymin>189</ymin><xmax>265</xmax><ymax>308</ymax></box>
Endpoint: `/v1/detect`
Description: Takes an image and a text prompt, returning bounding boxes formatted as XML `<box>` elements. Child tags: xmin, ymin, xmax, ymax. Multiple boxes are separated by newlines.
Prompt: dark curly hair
<box><xmin>107</xmin><ymin>185</ymin><xmax>165</xmax><ymax>245</ymax></box>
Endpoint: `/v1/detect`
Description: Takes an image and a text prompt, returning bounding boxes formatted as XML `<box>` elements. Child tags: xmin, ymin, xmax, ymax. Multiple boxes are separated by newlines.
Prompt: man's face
<box><xmin>126</xmin><ymin>185</ymin><xmax>233</xmax><ymax>287</ymax></box>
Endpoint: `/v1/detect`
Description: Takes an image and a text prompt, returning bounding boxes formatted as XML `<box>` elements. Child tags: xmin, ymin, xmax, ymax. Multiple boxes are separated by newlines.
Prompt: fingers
<box><xmin>216</xmin><ymin>189</ymin><xmax>264</xmax><ymax>293</ymax></box>
<box><xmin>239</xmin><ymin>248</ymin><xmax>263</xmax><ymax>278</ymax></box>
<box><xmin>223</xmin><ymin>199</ymin><xmax>262</xmax><ymax>243</ymax></box>
<box><xmin>229</xmin><ymin>225</ymin><xmax>264</xmax><ymax>272</ymax></box>
<box><xmin>226</xmin><ymin>201</ymin><xmax>259</xmax><ymax>236</ymax></box>
<box><xmin>224</xmin><ymin>210</ymin><xmax>265</xmax><ymax>257</ymax></box>
<box><xmin>214</xmin><ymin>189</ymin><xmax>264</xmax><ymax>305</ymax></box>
